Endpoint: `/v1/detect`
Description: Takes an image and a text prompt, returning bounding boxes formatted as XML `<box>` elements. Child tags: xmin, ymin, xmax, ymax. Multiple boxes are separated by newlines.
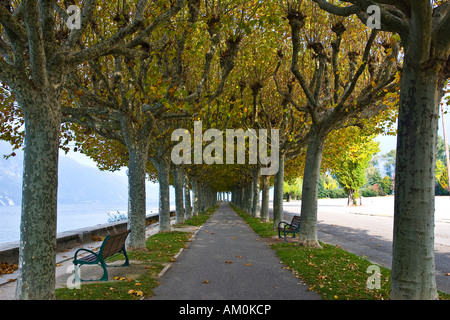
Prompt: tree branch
<box><xmin>433</xmin><ymin>3</ymin><xmax>450</xmax><ymax>55</ymax></box>
<box><xmin>22</xmin><ymin>0</ymin><xmax>47</xmax><ymax>87</ymax></box>
<box><xmin>63</xmin><ymin>0</ymin><xmax>97</xmax><ymax>50</ymax></box>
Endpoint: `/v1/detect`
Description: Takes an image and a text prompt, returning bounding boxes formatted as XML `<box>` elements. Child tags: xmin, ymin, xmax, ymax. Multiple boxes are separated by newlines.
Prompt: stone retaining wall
<box><xmin>0</xmin><ymin>212</ymin><xmax>174</xmax><ymax>264</ymax></box>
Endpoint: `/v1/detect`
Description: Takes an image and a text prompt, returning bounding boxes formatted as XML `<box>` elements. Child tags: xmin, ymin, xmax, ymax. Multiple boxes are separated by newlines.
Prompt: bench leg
<box><xmin>73</xmin><ymin>262</ymin><xmax>109</xmax><ymax>282</ymax></box>
<box><xmin>122</xmin><ymin>248</ymin><xmax>130</xmax><ymax>267</ymax></box>
<box><xmin>99</xmin><ymin>261</ymin><xmax>108</xmax><ymax>281</ymax></box>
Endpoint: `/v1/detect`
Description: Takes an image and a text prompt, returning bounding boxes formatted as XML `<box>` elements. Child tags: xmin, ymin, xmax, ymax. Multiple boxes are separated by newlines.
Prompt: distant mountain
<box><xmin>0</xmin><ymin>141</ymin><xmax>163</xmax><ymax>206</ymax></box>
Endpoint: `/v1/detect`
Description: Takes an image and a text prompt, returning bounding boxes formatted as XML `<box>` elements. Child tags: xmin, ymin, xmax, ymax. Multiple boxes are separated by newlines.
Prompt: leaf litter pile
<box><xmin>0</xmin><ymin>262</ymin><xmax>18</xmax><ymax>275</ymax></box>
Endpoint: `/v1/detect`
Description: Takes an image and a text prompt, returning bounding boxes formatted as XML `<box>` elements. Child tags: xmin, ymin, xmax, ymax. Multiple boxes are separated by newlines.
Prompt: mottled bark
<box><xmin>251</xmin><ymin>167</ymin><xmax>261</xmax><ymax>217</ymax></box>
<box><xmin>126</xmin><ymin>146</ymin><xmax>148</xmax><ymax>250</ymax></box>
<box><xmin>260</xmin><ymin>175</ymin><xmax>270</xmax><ymax>222</ymax></box>
<box><xmin>155</xmin><ymin>157</ymin><xmax>171</xmax><ymax>233</ymax></box>
<box><xmin>15</xmin><ymin>93</ymin><xmax>61</xmax><ymax>300</ymax></box>
<box><xmin>192</xmin><ymin>179</ymin><xmax>199</xmax><ymax>216</ymax></box>
<box><xmin>273</xmin><ymin>153</ymin><xmax>285</xmax><ymax>229</ymax></box>
<box><xmin>173</xmin><ymin>165</ymin><xmax>185</xmax><ymax>224</ymax></box>
<box><xmin>183</xmin><ymin>173</ymin><xmax>192</xmax><ymax>219</ymax></box>
<box><xmin>298</xmin><ymin>129</ymin><xmax>324</xmax><ymax>248</ymax></box>
<box><xmin>391</xmin><ymin>65</ymin><xmax>440</xmax><ymax>300</ymax></box>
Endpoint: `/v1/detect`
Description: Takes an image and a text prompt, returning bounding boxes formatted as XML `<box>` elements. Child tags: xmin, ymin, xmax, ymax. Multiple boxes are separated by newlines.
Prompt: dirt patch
<box><xmin>261</xmin><ymin>236</ymin><xmax>299</xmax><ymax>245</ymax></box>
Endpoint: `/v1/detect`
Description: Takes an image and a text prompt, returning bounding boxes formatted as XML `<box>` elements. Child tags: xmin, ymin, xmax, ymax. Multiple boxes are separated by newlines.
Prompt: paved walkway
<box><xmin>149</xmin><ymin>202</ymin><xmax>320</xmax><ymax>300</ymax></box>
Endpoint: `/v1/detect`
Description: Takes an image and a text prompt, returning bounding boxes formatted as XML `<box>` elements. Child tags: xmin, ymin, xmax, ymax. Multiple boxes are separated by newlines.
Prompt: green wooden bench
<box><xmin>278</xmin><ymin>216</ymin><xmax>301</xmax><ymax>242</ymax></box>
<box><xmin>73</xmin><ymin>229</ymin><xmax>130</xmax><ymax>282</ymax></box>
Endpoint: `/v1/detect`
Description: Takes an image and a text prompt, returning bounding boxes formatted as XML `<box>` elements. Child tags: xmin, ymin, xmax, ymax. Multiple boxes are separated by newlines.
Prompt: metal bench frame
<box><xmin>278</xmin><ymin>216</ymin><xmax>301</xmax><ymax>242</ymax></box>
<box><xmin>73</xmin><ymin>230</ymin><xmax>130</xmax><ymax>282</ymax></box>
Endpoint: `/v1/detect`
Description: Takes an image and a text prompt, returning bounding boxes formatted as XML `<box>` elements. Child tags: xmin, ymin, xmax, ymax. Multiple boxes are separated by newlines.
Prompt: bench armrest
<box><xmin>278</xmin><ymin>221</ymin><xmax>291</xmax><ymax>229</ymax></box>
<box><xmin>74</xmin><ymin>248</ymin><xmax>98</xmax><ymax>260</ymax></box>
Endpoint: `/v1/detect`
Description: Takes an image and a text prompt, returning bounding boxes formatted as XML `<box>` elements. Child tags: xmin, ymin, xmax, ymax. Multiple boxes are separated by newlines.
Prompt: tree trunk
<box><xmin>251</xmin><ymin>167</ymin><xmax>261</xmax><ymax>217</ymax></box>
<box><xmin>298</xmin><ymin>129</ymin><xmax>324</xmax><ymax>248</ymax></box>
<box><xmin>184</xmin><ymin>173</ymin><xmax>192</xmax><ymax>220</ymax></box>
<box><xmin>15</xmin><ymin>93</ymin><xmax>61</xmax><ymax>300</ymax></box>
<box><xmin>154</xmin><ymin>157</ymin><xmax>171</xmax><ymax>233</ymax></box>
<box><xmin>173</xmin><ymin>165</ymin><xmax>185</xmax><ymax>224</ymax></box>
<box><xmin>273</xmin><ymin>153</ymin><xmax>285</xmax><ymax>229</ymax></box>
<box><xmin>126</xmin><ymin>146</ymin><xmax>148</xmax><ymax>250</ymax></box>
<box><xmin>347</xmin><ymin>189</ymin><xmax>354</xmax><ymax>206</ymax></box>
<box><xmin>390</xmin><ymin>64</ymin><xmax>440</xmax><ymax>300</ymax></box>
<box><xmin>260</xmin><ymin>175</ymin><xmax>270</xmax><ymax>222</ymax></box>
<box><xmin>192</xmin><ymin>179</ymin><xmax>199</xmax><ymax>216</ymax></box>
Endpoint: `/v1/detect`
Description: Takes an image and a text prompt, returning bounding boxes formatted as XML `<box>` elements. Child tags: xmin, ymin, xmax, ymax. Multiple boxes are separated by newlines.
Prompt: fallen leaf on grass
<box><xmin>128</xmin><ymin>289</ymin><xmax>143</xmax><ymax>297</ymax></box>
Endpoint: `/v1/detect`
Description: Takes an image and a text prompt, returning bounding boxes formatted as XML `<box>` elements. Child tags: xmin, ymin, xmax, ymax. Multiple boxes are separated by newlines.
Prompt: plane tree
<box><xmin>311</xmin><ymin>0</ymin><xmax>450</xmax><ymax>301</ymax></box>
<box><xmin>0</xmin><ymin>0</ymin><xmax>168</xmax><ymax>299</ymax></box>
<box><xmin>279</xmin><ymin>1</ymin><xmax>401</xmax><ymax>248</ymax></box>
<box><xmin>61</xmin><ymin>0</ymin><xmax>203</xmax><ymax>248</ymax></box>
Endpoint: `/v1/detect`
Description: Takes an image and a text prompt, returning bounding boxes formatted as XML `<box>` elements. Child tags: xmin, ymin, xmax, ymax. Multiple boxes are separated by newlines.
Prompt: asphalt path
<box><xmin>274</xmin><ymin>196</ymin><xmax>450</xmax><ymax>294</ymax></box>
<box><xmin>150</xmin><ymin>202</ymin><xmax>320</xmax><ymax>300</ymax></box>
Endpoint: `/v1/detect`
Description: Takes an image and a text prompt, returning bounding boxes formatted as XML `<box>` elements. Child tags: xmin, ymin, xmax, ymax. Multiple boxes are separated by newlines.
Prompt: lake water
<box><xmin>0</xmin><ymin>202</ymin><xmax>165</xmax><ymax>245</ymax></box>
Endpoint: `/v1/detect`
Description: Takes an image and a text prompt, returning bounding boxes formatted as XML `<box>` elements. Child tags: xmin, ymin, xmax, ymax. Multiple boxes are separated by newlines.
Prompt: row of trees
<box><xmin>0</xmin><ymin>0</ymin><xmax>449</xmax><ymax>300</ymax></box>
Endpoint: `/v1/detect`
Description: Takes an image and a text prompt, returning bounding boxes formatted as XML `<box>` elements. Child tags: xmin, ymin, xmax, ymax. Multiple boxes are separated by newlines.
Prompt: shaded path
<box><xmin>150</xmin><ymin>202</ymin><xmax>320</xmax><ymax>300</ymax></box>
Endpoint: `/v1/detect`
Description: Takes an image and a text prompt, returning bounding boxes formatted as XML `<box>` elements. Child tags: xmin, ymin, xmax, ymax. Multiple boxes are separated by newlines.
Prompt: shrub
<box><xmin>360</xmin><ymin>188</ymin><xmax>377</xmax><ymax>197</ymax></box>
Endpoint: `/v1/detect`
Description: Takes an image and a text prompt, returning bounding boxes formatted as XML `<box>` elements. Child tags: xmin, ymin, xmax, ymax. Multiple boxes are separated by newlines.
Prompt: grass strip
<box><xmin>230</xmin><ymin>203</ymin><xmax>450</xmax><ymax>300</ymax></box>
